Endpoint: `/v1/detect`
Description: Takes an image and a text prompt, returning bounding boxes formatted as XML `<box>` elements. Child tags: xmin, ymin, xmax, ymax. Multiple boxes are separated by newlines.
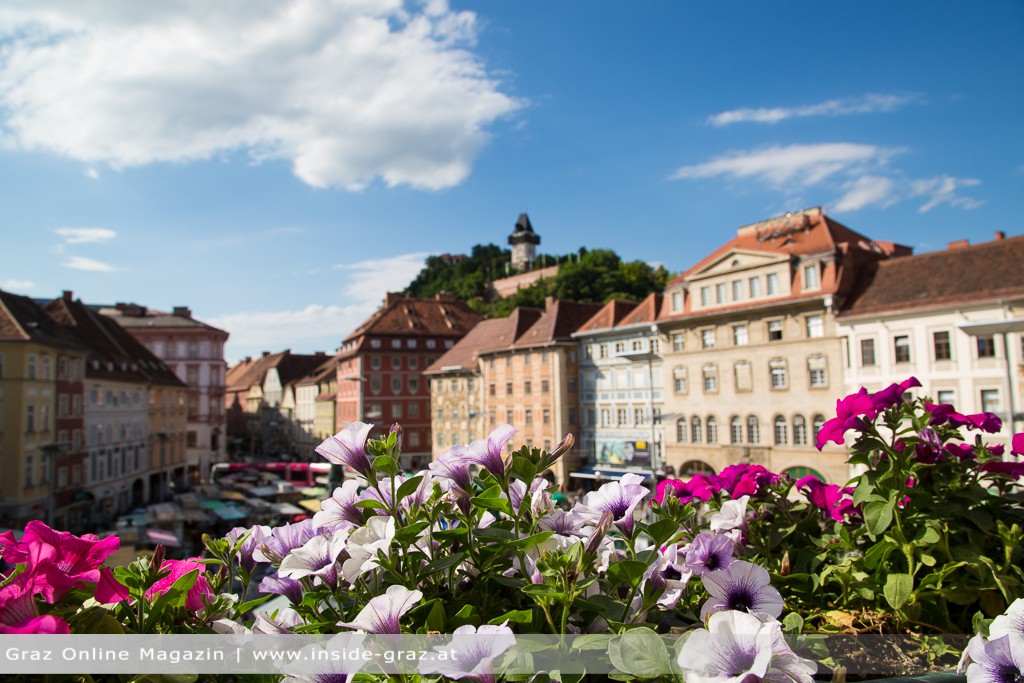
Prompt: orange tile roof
<box><xmin>343</xmin><ymin>293</ymin><xmax>482</xmax><ymax>344</ymax></box>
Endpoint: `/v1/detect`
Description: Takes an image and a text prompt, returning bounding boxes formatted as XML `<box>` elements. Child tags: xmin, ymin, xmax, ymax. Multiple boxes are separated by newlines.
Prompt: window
<box><xmin>524</xmin><ymin>381</ymin><xmax>532</xmax><ymax>395</ymax></box>
<box><xmin>706</xmin><ymin>416</ymin><xmax>718</xmax><ymax>443</ymax></box>
<box><xmin>617</xmin><ymin>408</ymin><xmax>627</xmax><ymax>426</ymax></box>
<box><xmin>408</xmin><ymin>377</ymin><xmax>419</xmax><ymax>393</ymax></box>
<box><xmin>614</xmin><ymin>341</ymin><xmax>625</xmax><ymax>354</ymax></box>
<box><xmin>672</xmin><ymin>333</ymin><xmax>685</xmax><ymax>352</ymax></box>
<box><xmin>769</xmin><ymin>360</ymin><xmax>787</xmax><ymax>389</ymax></box>
<box><xmin>734</xmin><ymin>361</ymin><xmax>752</xmax><ymax>392</ymax></box>
<box><xmin>525</xmin><ymin>409</ymin><xmax>533</xmax><ymax>425</ymax></box>
<box><xmin>671</xmin><ymin>291</ymin><xmax>683</xmax><ymax>312</ymax></box>
<box><xmin>768</xmin><ymin>320</ymin><xmax>783</xmax><ymax>341</ymax></box>
<box><xmin>749</xmin><ymin>277</ymin><xmax>762</xmax><ymax>298</ymax></box>
<box><xmin>932</xmin><ymin>331</ymin><xmax>952</xmax><ymax>361</ymax></box>
<box><xmin>812</xmin><ymin>415</ymin><xmax>825</xmax><ymax>443</ymax></box>
<box><xmin>634</xmin><ymin>407</ymin><xmax>645</xmax><ymax>426</ymax></box>
<box><xmin>391</xmin><ymin>377</ymin><xmax>402</xmax><ymax>393</ymax></box>
<box><xmin>730</xmin><ymin>416</ymin><xmax>743</xmax><ymax>444</ymax></box>
<box><xmin>370</xmin><ymin>377</ymin><xmax>382</xmax><ymax>393</ymax></box>
<box><xmin>676</xmin><ymin>418</ymin><xmax>686</xmax><ymax>443</ymax></box>
<box><xmin>444</xmin><ymin>340</ymin><xmax>454</xmax><ymax>349</ymax></box>
<box><xmin>524</xmin><ymin>353</ymin><xmax>531</xmax><ymax>365</ymax></box>
<box><xmin>977</xmin><ymin>336</ymin><xmax>996</xmax><ymax>358</ymax></box>
<box><xmin>506</xmin><ymin>382</ymin><xmax>512</xmax><ymax>395</ymax></box>
<box><xmin>26</xmin><ymin>405</ymin><xmax>35</xmax><ymax>432</ymax></box>
<box><xmin>391</xmin><ymin>357</ymin><xmax>402</xmax><ymax>370</ymax></box>
<box><xmin>936</xmin><ymin>390</ymin><xmax>955</xmax><ymax>405</ymax></box>
<box><xmin>691</xmin><ymin>416</ymin><xmax>702</xmax><ymax>443</ymax></box>
<box><xmin>861</xmin><ymin>339</ymin><xmax>877</xmax><ymax>367</ymax></box>
<box><xmin>599</xmin><ymin>344</ymin><xmax>608</xmax><ymax>359</ymax></box>
<box><xmin>732</xmin><ymin>280</ymin><xmax>743</xmax><ymax>301</ymax></box>
<box><xmin>803</xmin><ymin>263</ymin><xmax>820</xmax><ymax>290</ymax></box>
<box><xmin>407</xmin><ymin>339</ymin><xmax>417</xmax><ymax>349</ymax></box>
<box><xmin>793</xmin><ymin>415</ymin><xmax>808</xmax><ymax>445</ymax></box>
<box><xmin>541</xmin><ymin>379</ymin><xmax>549</xmax><ymax>393</ymax></box>
<box><xmin>733</xmin><ymin>325</ymin><xmax>748</xmax><ymax>346</ymax></box>
<box><xmin>700</xmin><ymin>287</ymin><xmax>710</xmax><ymax>307</ymax></box>
<box><xmin>808</xmin><ymin>356</ymin><xmax>827</xmax><ymax>388</ymax></box>
<box><xmin>371</xmin><ymin>357</ymin><xmax>382</xmax><ymax>370</ymax></box>
<box><xmin>980</xmin><ymin>389</ymin><xmax>1001</xmax><ymax>414</ymax></box>
<box><xmin>773</xmin><ymin>416</ymin><xmax>788</xmax><ymax>445</ymax></box>
<box><xmin>489</xmin><ymin>383</ymin><xmax>496</xmax><ymax>396</ymax></box>
<box><xmin>747</xmin><ymin>416</ymin><xmax>760</xmax><ymax>444</ymax></box>
<box><xmin>568</xmin><ymin>378</ymin><xmax>577</xmax><ymax>393</ymax></box>
<box><xmin>894</xmin><ymin>335</ymin><xmax>911</xmax><ymax>363</ymax></box>
<box><xmin>806</xmin><ymin>315</ymin><xmax>824</xmax><ymax>339</ymax></box>
<box><xmin>631</xmin><ymin>339</ymin><xmax>643</xmax><ymax>351</ymax></box>
<box><xmin>766</xmin><ymin>273</ymin><xmax>779</xmax><ymax>295</ymax></box>
<box><xmin>715</xmin><ymin>283</ymin><xmax>726</xmax><ymax>304</ymax></box>
<box><xmin>370</xmin><ymin>339</ymin><xmax>381</xmax><ymax>349</ymax></box>
<box><xmin>673</xmin><ymin>367</ymin><xmax>688</xmax><ymax>394</ymax></box>
<box><xmin>543</xmin><ymin>408</ymin><xmax>550</xmax><ymax>424</ymax></box>
<box><xmin>701</xmin><ymin>329</ymin><xmax>715</xmax><ymax>349</ymax></box>
<box><xmin>601</xmin><ymin>409</ymin><xmax>611</xmax><ymax>427</ymax></box>
<box><xmin>408</xmin><ymin>402</ymin><xmax>419</xmax><ymax>418</ymax></box>
<box><xmin>392</xmin><ymin>403</ymin><xmax>403</xmax><ymax>419</ymax></box>
<box><xmin>427</xmin><ymin>339</ymin><xmax>437</xmax><ymax>349</ymax></box>
<box><xmin>27</xmin><ymin>354</ymin><xmax>37</xmax><ymax>379</ymax></box>
<box><xmin>702</xmin><ymin>364</ymin><xmax>718</xmax><ymax>393</ymax></box>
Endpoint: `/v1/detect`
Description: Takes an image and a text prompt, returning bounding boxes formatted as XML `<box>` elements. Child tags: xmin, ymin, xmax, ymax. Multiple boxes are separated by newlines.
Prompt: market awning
<box><xmin>570</xmin><ymin>467</ymin><xmax>657</xmax><ymax>482</ymax></box>
<box><xmin>271</xmin><ymin>503</ymin><xmax>305</xmax><ymax>516</ymax></box>
<box><xmin>212</xmin><ymin>506</ymin><xmax>248</xmax><ymax>521</ymax></box>
<box><xmin>145</xmin><ymin>528</ymin><xmax>182</xmax><ymax>547</ymax></box>
<box><xmin>248</xmin><ymin>486</ymin><xmax>281</xmax><ymax>498</ymax></box>
<box><xmin>298</xmin><ymin>498</ymin><xmax>322</xmax><ymax>513</ymax></box>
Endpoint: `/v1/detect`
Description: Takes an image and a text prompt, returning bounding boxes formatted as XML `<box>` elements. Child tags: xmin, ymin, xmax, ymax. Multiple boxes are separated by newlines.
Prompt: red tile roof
<box><xmin>0</xmin><ymin>289</ymin><xmax>85</xmax><ymax>350</ymax></box>
<box><xmin>576</xmin><ymin>300</ymin><xmax>639</xmax><ymax>334</ymax></box>
<box><xmin>512</xmin><ymin>299</ymin><xmax>604</xmax><ymax>349</ymax></box>
<box><xmin>343</xmin><ymin>293</ymin><xmax>483</xmax><ymax>345</ymax></box>
<box><xmin>840</xmin><ymin>234</ymin><xmax>1024</xmax><ymax>317</ymax></box>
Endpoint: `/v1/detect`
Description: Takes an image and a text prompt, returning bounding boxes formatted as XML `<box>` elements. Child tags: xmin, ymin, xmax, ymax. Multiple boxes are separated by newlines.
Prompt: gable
<box><xmin>688</xmin><ymin>249</ymin><xmax>789</xmax><ymax>281</ymax></box>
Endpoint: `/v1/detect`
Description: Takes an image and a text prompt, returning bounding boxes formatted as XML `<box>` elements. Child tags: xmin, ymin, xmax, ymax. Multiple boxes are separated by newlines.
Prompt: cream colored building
<box><xmin>837</xmin><ymin>232</ymin><xmax>1024</xmax><ymax>441</ymax></box>
<box><xmin>657</xmin><ymin>208</ymin><xmax>909</xmax><ymax>484</ymax></box>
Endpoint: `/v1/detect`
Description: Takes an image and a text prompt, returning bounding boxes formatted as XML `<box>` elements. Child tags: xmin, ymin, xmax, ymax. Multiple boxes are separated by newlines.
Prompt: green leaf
<box><xmin>488</xmin><ymin>609</ymin><xmax>535</xmax><ymax>625</ymax></box>
<box><xmin>883</xmin><ymin>572</ymin><xmax>914</xmax><ymax>610</ymax></box>
<box><xmin>396</xmin><ymin>475</ymin><xmax>424</xmax><ymax>502</ymax></box>
<box><xmin>236</xmin><ymin>593</ymin><xmax>273</xmax><ymax>615</ymax></box>
<box><xmin>852</xmin><ymin>479</ymin><xmax>876</xmax><ymax>506</ymax></box>
<box><xmin>421</xmin><ymin>551</ymin><xmax>466</xmax><ymax>575</ymax></box>
<box><xmin>475</xmin><ymin>526</ymin><xmax>517</xmax><ymax>541</ymax></box>
<box><xmin>643</xmin><ymin>519</ymin><xmax>680</xmax><ymax>547</ymax></box>
<box><xmin>425</xmin><ymin>599</ymin><xmax>446</xmax><ymax>632</ymax></box>
<box><xmin>508</xmin><ymin>531</ymin><xmax>555</xmax><ymax>551</ymax></box>
<box><xmin>372</xmin><ymin>455</ymin><xmax>399</xmax><ymax>476</ymax></box>
<box><xmin>863</xmin><ymin>499</ymin><xmax>895</xmax><ymax>537</ymax></box>
<box><xmin>605</xmin><ymin>560</ymin><xmax>650</xmax><ymax>587</ymax></box>
<box><xmin>609</xmin><ymin>627</ymin><xmax>671</xmax><ymax>677</ymax></box>
<box><xmin>781</xmin><ymin>612</ymin><xmax>804</xmax><ymax>634</ymax></box>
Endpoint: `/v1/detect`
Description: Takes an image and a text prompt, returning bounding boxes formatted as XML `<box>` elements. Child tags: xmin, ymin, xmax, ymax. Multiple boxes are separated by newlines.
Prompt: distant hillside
<box><xmin>403</xmin><ymin>244</ymin><xmax>670</xmax><ymax>317</ymax></box>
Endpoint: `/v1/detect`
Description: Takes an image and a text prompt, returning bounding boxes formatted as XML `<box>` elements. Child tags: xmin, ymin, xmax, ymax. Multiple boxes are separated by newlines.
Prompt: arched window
<box><xmin>730</xmin><ymin>416</ymin><xmax>743</xmax><ymax>444</ymax></box>
<box><xmin>793</xmin><ymin>415</ymin><xmax>808</xmax><ymax>446</ymax></box>
<box><xmin>706</xmin><ymin>416</ymin><xmax>718</xmax><ymax>444</ymax></box>
<box><xmin>773</xmin><ymin>415</ymin><xmax>788</xmax><ymax>445</ymax></box>
<box><xmin>676</xmin><ymin>417</ymin><xmax>686</xmax><ymax>443</ymax></box>
<box><xmin>747</xmin><ymin>416</ymin><xmax>760</xmax><ymax>444</ymax></box>
<box><xmin>784</xmin><ymin>466</ymin><xmax>825</xmax><ymax>483</ymax></box>
<box><xmin>681</xmin><ymin>460</ymin><xmax>715</xmax><ymax>476</ymax></box>
<box><xmin>812</xmin><ymin>415</ymin><xmax>826</xmax><ymax>444</ymax></box>
<box><xmin>691</xmin><ymin>416</ymin><xmax>702</xmax><ymax>443</ymax></box>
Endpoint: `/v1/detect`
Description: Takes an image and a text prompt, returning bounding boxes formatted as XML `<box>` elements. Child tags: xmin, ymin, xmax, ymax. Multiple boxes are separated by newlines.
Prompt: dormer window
<box><xmin>803</xmin><ymin>263</ymin><xmax>820</xmax><ymax>290</ymax></box>
<box><xmin>671</xmin><ymin>290</ymin><xmax>683</xmax><ymax>312</ymax></box>
<box><xmin>766</xmin><ymin>273</ymin><xmax>779</xmax><ymax>295</ymax></box>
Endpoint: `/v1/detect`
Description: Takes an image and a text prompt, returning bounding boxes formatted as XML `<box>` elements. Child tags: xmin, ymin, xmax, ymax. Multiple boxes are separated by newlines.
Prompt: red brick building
<box><xmin>335</xmin><ymin>293</ymin><xmax>482</xmax><ymax>470</ymax></box>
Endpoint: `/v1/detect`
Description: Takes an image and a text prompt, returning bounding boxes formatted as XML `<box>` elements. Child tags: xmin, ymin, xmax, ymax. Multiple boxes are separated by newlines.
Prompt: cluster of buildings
<box><xmin>6</xmin><ymin>207</ymin><xmax>1021</xmax><ymax>532</ymax></box>
<box><xmin>0</xmin><ymin>292</ymin><xmax>228</xmax><ymax>530</ymax></box>
<box><xmin>226</xmin><ymin>207</ymin><xmax>1024</xmax><ymax>490</ymax></box>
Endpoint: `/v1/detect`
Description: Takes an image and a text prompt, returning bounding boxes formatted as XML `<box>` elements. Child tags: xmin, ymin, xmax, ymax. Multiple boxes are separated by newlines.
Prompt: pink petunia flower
<box><xmin>816</xmin><ymin>387</ymin><xmax>876</xmax><ymax>450</ymax></box>
<box><xmin>18</xmin><ymin>521</ymin><xmax>120</xmax><ymax>602</ymax></box>
<box><xmin>0</xmin><ymin>573</ymin><xmax>70</xmax><ymax>634</ymax></box>
<box><xmin>145</xmin><ymin>558</ymin><xmax>213</xmax><ymax>612</ymax></box>
<box><xmin>871</xmin><ymin>377</ymin><xmax>922</xmax><ymax>412</ymax></box>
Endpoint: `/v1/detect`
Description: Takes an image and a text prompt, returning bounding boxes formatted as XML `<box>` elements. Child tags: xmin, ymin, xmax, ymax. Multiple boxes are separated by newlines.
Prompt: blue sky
<box><xmin>1</xmin><ymin>1</ymin><xmax>1021</xmax><ymax>363</ymax></box>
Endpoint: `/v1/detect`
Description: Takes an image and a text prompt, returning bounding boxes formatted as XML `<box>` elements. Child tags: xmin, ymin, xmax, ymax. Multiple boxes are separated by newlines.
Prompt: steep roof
<box><xmin>225</xmin><ymin>350</ymin><xmax>328</xmax><ymax>392</ymax></box>
<box><xmin>100</xmin><ymin>302</ymin><xmax>228</xmax><ymax>338</ymax></box>
<box><xmin>424</xmin><ymin>317</ymin><xmax>517</xmax><ymax>374</ymax></box>
<box><xmin>618</xmin><ymin>292</ymin><xmax>663</xmax><ymax>328</ymax></box>
<box><xmin>0</xmin><ymin>289</ymin><xmax>85</xmax><ymax>350</ymax></box>
<box><xmin>512</xmin><ymin>299</ymin><xmax>604</xmax><ymax>349</ymax></box>
<box><xmin>840</xmin><ymin>234</ymin><xmax>1024</xmax><ymax>317</ymax></box>
<box><xmin>343</xmin><ymin>293</ymin><xmax>483</xmax><ymax>345</ymax></box>
<box><xmin>43</xmin><ymin>295</ymin><xmax>186</xmax><ymax>387</ymax></box>
<box><xmin>576</xmin><ymin>300</ymin><xmax>639</xmax><ymax>334</ymax></box>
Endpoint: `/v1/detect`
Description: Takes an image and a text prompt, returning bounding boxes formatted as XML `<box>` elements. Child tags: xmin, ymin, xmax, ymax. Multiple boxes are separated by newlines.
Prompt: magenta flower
<box><xmin>580</xmin><ymin>472</ymin><xmax>649</xmax><ymax>537</ymax></box>
<box><xmin>981</xmin><ymin>460</ymin><xmax>1024</xmax><ymax>479</ymax></box>
<box><xmin>145</xmin><ymin>558</ymin><xmax>212</xmax><ymax>612</ymax></box>
<box><xmin>700</xmin><ymin>560</ymin><xmax>785</xmax><ymax>621</ymax></box>
<box><xmin>796</xmin><ymin>476</ymin><xmax>857</xmax><ymax>522</ymax></box>
<box><xmin>0</xmin><ymin>530</ymin><xmax>24</xmax><ymax>564</ymax></box>
<box><xmin>315</xmin><ymin>421</ymin><xmax>374</xmax><ymax>477</ymax></box>
<box><xmin>927</xmin><ymin>402</ymin><xmax>1003</xmax><ymax>433</ymax></box>
<box><xmin>19</xmin><ymin>521</ymin><xmax>121</xmax><ymax>601</ymax></box>
<box><xmin>816</xmin><ymin>387</ymin><xmax>877</xmax><ymax>450</ymax></box>
<box><xmin>871</xmin><ymin>377</ymin><xmax>921</xmax><ymax>412</ymax></box>
<box><xmin>684</xmin><ymin>533</ymin><xmax>736</xmax><ymax>576</ymax></box>
<box><xmin>0</xmin><ymin>573</ymin><xmax>70</xmax><ymax>634</ymax></box>
<box><xmin>716</xmin><ymin>464</ymin><xmax>781</xmax><ymax>498</ymax></box>
<box><xmin>337</xmin><ymin>584</ymin><xmax>422</xmax><ymax>634</ymax></box>
<box><xmin>1013</xmin><ymin>434</ymin><xmax>1024</xmax><ymax>457</ymax></box>
<box><xmin>94</xmin><ymin>566</ymin><xmax>130</xmax><ymax>604</ymax></box>
<box><xmin>455</xmin><ymin>424</ymin><xmax>518</xmax><ymax>478</ymax></box>
<box><xmin>654</xmin><ymin>478</ymin><xmax>687</xmax><ymax>504</ymax></box>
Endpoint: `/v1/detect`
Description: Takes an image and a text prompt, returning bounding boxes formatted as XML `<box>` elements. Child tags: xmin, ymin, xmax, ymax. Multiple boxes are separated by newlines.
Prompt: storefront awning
<box><xmin>145</xmin><ymin>528</ymin><xmax>182</xmax><ymax>547</ymax></box>
<box><xmin>299</xmin><ymin>499</ymin><xmax>322</xmax><ymax>513</ymax></box>
<box><xmin>570</xmin><ymin>467</ymin><xmax>657</xmax><ymax>482</ymax></box>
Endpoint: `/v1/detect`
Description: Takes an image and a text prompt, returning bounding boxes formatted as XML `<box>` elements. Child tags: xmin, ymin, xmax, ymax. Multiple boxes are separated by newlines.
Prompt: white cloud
<box><xmin>833</xmin><ymin>175</ymin><xmax>899</xmax><ymax>212</ymax></box>
<box><xmin>63</xmin><ymin>256</ymin><xmax>115</xmax><ymax>272</ymax></box>
<box><xmin>84</xmin><ymin>167</ymin><xmax>99</xmax><ymax>180</ymax></box>
<box><xmin>333</xmin><ymin>252</ymin><xmax>430</xmax><ymax>305</ymax></box>
<box><xmin>1</xmin><ymin>279</ymin><xmax>35</xmax><ymax>291</ymax></box>
<box><xmin>707</xmin><ymin>93</ymin><xmax>919</xmax><ymax>126</ymax></box>
<box><xmin>909</xmin><ymin>175</ymin><xmax>984</xmax><ymax>212</ymax></box>
<box><xmin>0</xmin><ymin>1</ymin><xmax>522</xmax><ymax>191</ymax></box>
<box><xmin>673</xmin><ymin>143</ymin><xmax>983</xmax><ymax>214</ymax></box>
<box><xmin>55</xmin><ymin>227</ymin><xmax>117</xmax><ymax>244</ymax></box>
<box><xmin>672</xmin><ymin>143</ymin><xmax>898</xmax><ymax>187</ymax></box>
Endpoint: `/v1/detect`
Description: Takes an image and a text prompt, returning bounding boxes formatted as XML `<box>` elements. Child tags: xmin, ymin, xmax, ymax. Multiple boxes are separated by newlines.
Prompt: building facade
<box><xmin>837</xmin><ymin>232</ymin><xmax>1024</xmax><ymax>442</ymax></box>
<box><xmin>102</xmin><ymin>303</ymin><xmax>229</xmax><ymax>484</ymax></box>
<box><xmin>657</xmin><ymin>208</ymin><xmax>909</xmax><ymax>484</ymax></box>
<box><xmin>335</xmin><ymin>293</ymin><xmax>482</xmax><ymax>470</ymax></box>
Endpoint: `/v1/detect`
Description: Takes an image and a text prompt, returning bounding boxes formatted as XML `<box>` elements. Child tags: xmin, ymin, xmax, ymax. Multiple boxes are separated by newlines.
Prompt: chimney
<box><xmin>244</xmin><ymin>356</ymin><xmax>251</xmax><ymax>363</ymax></box>
<box><xmin>62</xmin><ymin>290</ymin><xmax>73</xmax><ymax>302</ymax></box>
<box><xmin>315</xmin><ymin>351</ymin><xmax>326</xmax><ymax>356</ymax></box>
<box><xmin>947</xmin><ymin>239</ymin><xmax>970</xmax><ymax>250</ymax></box>
<box><xmin>995</xmin><ymin>231</ymin><xmax>1006</xmax><ymax>241</ymax></box>
<box><xmin>172</xmin><ymin>306</ymin><xmax>191</xmax><ymax>318</ymax></box>
<box><xmin>385</xmin><ymin>292</ymin><xmax>401</xmax><ymax>307</ymax></box>
<box><xmin>545</xmin><ymin>296</ymin><xmax>556</xmax><ymax>311</ymax></box>
<box><xmin>262</xmin><ymin>351</ymin><xmax>270</xmax><ymax>358</ymax></box>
